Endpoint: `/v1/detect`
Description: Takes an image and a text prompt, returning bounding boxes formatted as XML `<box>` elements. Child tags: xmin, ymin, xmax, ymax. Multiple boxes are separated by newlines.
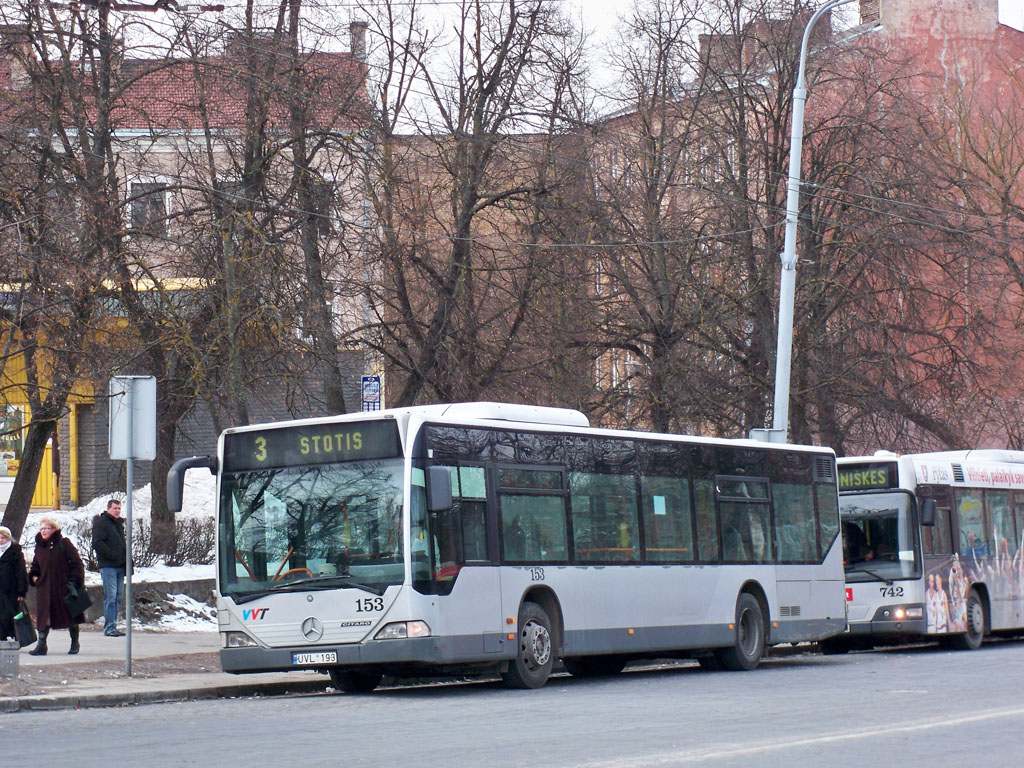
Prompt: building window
<box><xmin>131</xmin><ymin>182</ymin><xmax>167</xmax><ymax>237</ymax></box>
<box><xmin>311</xmin><ymin>181</ymin><xmax>336</xmax><ymax>239</ymax></box>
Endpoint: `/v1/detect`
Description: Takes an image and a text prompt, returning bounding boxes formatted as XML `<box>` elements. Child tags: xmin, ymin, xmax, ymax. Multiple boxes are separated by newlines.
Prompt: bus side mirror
<box><xmin>167</xmin><ymin>455</ymin><xmax>218</xmax><ymax>513</ymax></box>
<box><xmin>426</xmin><ymin>465</ymin><xmax>453</xmax><ymax>512</ymax></box>
<box><xmin>920</xmin><ymin>498</ymin><xmax>937</xmax><ymax>527</ymax></box>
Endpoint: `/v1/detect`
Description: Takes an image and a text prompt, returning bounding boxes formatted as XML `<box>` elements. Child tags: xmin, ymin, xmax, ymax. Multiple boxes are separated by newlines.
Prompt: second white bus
<box><xmin>832</xmin><ymin>450</ymin><xmax>1024</xmax><ymax>652</ymax></box>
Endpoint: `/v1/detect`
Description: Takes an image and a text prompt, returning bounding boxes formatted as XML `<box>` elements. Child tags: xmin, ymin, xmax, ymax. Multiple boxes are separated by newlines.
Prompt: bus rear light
<box><xmin>375</xmin><ymin>620</ymin><xmax>431</xmax><ymax>640</ymax></box>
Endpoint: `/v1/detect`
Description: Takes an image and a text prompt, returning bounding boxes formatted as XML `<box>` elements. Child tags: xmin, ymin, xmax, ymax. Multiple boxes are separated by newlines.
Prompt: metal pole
<box><xmin>768</xmin><ymin>0</ymin><xmax>856</xmax><ymax>442</ymax></box>
<box><xmin>125</xmin><ymin>382</ymin><xmax>133</xmax><ymax>677</ymax></box>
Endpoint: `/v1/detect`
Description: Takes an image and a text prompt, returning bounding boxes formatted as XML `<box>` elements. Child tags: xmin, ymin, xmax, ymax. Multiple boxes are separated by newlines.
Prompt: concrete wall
<box><xmin>22</xmin><ymin>578</ymin><xmax>216</xmax><ymax>625</ymax></box>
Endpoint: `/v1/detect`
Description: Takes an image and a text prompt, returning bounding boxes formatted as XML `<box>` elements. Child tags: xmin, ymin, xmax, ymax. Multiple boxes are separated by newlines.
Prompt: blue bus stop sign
<box><xmin>361</xmin><ymin>375</ymin><xmax>382</xmax><ymax>412</ymax></box>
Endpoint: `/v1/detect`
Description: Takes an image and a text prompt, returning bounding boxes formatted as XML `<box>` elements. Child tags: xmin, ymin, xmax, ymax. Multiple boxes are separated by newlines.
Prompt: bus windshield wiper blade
<box><xmin>268</xmin><ymin>575</ymin><xmax>384</xmax><ymax>595</ymax></box>
<box><xmin>231</xmin><ymin>589</ymin><xmax>274</xmax><ymax>604</ymax></box>
<box><xmin>852</xmin><ymin>567</ymin><xmax>893</xmax><ymax>585</ymax></box>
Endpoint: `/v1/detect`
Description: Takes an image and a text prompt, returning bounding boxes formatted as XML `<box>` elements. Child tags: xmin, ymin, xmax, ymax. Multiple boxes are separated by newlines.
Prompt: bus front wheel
<box><xmin>949</xmin><ymin>589</ymin><xmax>986</xmax><ymax>651</ymax></box>
<box><xmin>501</xmin><ymin>602</ymin><xmax>555</xmax><ymax>689</ymax></box>
<box><xmin>715</xmin><ymin>593</ymin><xmax>765</xmax><ymax>671</ymax></box>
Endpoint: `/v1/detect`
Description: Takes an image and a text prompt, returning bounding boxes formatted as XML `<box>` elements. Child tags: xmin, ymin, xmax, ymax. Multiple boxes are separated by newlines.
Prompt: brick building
<box><xmin>0</xmin><ymin>19</ymin><xmax>371</xmax><ymax>510</ymax></box>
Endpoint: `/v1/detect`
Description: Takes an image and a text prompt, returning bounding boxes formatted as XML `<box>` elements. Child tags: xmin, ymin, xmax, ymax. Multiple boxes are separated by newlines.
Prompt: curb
<box><xmin>0</xmin><ymin>677</ymin><xmax>330</xmax><ymax>713</ymax></box>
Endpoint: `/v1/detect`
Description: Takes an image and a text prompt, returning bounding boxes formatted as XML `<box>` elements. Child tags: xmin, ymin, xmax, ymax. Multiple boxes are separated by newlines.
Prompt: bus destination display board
<box><xmin>837</xmin><ymin>462</ymin><xmax>898</xmax><ymax>492</ymax></box>
<box><xmin>223</xmin><ymin>420</ymin><xmax>400</xmax><ymax>471</ymax></box>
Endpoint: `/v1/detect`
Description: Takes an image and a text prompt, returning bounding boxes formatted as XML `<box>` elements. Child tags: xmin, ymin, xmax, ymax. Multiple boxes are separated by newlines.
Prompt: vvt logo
<box><xmin>242</xmin><ymin>608</ymin><xmax>270</xmax><ymax>621</ymax></box>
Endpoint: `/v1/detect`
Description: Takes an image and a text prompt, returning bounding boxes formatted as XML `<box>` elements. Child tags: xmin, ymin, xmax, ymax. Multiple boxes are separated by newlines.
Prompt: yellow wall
<box><xmin>29</xmin><ymin>444</ymin><xmax>56</xmax><ymax>509</ymax></box>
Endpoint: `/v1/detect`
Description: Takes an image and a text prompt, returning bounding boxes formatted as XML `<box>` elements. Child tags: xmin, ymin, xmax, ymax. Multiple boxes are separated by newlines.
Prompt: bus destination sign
<box><xmin>837</xmin><ymin>462</ymin><xmax>897</xmax><ymax>492</ymax></box>
<box><xmin>223</xmin><ymin>420</ymin><xmax>401</xmax><ymax>471</ymax></box>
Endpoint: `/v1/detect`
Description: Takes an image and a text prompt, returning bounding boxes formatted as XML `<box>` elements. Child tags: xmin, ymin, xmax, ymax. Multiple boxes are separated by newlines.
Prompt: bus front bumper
<box><xmin>220</xmin><ymin>633</ymin><xmax>506</xmax><ymax>674</ymax></box>
<box><xmin>848</xmin><ymin>604</ymin><xmax>926</xmax><ymax>637</ymax></box>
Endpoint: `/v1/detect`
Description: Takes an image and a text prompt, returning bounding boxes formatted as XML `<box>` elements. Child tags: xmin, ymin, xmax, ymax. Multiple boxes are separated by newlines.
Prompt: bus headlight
<box><xmin>223</xmin><ymin>631</ymin><xmax>260</xmax><ymax>648</ymax></box>
<box><xmin>892</xmin><ymin>606</ymin><xmax>923</xmax><ymax>620</ymax></box>
<box><xmin>375</xmin><ymin>621</ymin><xmax>431</xmax><ymax>640</ymax></box>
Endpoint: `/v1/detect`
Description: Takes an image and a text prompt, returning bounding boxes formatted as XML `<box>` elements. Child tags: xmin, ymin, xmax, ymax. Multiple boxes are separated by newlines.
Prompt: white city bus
<box><xmin>168</xmin><ymin>402</ymin><xmax>846</xmax><ymax>691</ymax></box>
<box><xmin>832</xmin><ymin>450</ymin><xmax>1024</xmax><ymax>653</ymax></box>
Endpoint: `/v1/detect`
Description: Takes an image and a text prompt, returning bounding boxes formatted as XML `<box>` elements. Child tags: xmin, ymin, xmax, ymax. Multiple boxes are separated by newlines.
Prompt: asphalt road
<box><xmin>7</xmin><ymin>639</ymin><xmax>1024</xmax><ymax>767</ymax></box>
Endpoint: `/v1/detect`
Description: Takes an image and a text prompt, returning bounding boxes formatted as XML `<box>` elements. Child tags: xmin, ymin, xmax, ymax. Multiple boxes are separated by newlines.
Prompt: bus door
<box><xmin>429</xmin><ymin>463</ymin><xmax>506</xmax><ymax>654</ymax></box>
<box><xmin>494</xmin><ymin>465</ymin><xmax>569</xmax><ymax>638</ymax></box>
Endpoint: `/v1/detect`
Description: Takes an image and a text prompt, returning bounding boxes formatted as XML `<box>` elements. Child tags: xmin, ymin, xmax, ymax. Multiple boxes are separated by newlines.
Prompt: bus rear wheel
<box><xmin>564</xmin><ymin>655</ymin><xmax>627</xmax><ymax>677</ymax></box>
<box><xmin>329</xmin><ymin>668</ymin><xmax>382</xmax><ymax>693</ymax></box>
<box><xmin>501</xmin><ymin>602</ymin><xmax>555</xmax><ymax>689</ymax></box>
<box><xmin>714</xmin><ymin>593</ymin><xmax>765</xmax><ymax>671</ymax></box>
<box><xmin>949</xmin><ymin>589</ymin><xmax>986</xmax><ymax>651</ymax></box>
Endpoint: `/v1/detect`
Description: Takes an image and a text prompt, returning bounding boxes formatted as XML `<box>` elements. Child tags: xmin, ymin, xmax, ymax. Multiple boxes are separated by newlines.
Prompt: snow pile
<box><xmin>149</xmin><ymin>594</ymin><xmax>218</xmax><ymax>631</ymax></box>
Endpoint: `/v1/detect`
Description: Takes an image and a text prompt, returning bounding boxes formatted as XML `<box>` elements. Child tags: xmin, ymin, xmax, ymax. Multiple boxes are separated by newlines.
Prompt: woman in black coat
<box><xmin>0</xmin><ymin>525</ymin><xmax>28</xmax><ymax>641</ymax></box>
<box><xmin>28</xmin><ymin>518</ymin><xmax>86</xmax><ymax>655</ymax></box>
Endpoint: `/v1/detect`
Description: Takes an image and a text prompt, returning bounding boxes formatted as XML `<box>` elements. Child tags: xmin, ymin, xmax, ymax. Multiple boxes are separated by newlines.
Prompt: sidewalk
<box><xmin>0</xmin><ymin>626</ymin><xmax>330</xmax><ymax>713</ymax></box>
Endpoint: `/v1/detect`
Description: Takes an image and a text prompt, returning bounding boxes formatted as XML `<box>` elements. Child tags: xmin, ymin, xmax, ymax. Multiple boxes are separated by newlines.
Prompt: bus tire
<box><xmin>949</xmin><ymin>589</ymin><xmax>986</xmax><ymax>651</ymax></box>
<box><xmin>329</xmin><ymin>668</ymin><xmax>382</xmax><ymax>693</ymax></box>
<box><xmin>564</xmin><ymin>655</ymin><xmax>627</xmax><ymax>677</ymax></box>
<box><xmin>714</xmin><ymin>592</ymin><xmax>765</xmax><ymax>671</ymax></box>
<box><xmin>501</xmin><ymin>602</ymin><xmax>555</xmax><ymax>689</ymax></box>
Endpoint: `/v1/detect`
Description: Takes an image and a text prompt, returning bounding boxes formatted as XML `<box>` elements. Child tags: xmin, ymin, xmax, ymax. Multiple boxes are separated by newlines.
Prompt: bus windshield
<box><xmin>839</xmin><ymin>491</ymin><xmax>921</xmax><ymax>582</ymax></box>
<box><xmin>219</xmin><ymin>458</ymin><xmax>406</xmax><ymax>599</ymax></box>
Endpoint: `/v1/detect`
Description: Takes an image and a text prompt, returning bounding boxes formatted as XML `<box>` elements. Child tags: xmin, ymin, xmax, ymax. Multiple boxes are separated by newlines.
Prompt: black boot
<box><xmin>69</xmin><ymin>625</ymin><xmax>80</xmax><ymax>655</ymax></box>
<box><xmin>29</xmin><ymin>628</ymin><xmax>49</xmax><ymax>656</ymax></box>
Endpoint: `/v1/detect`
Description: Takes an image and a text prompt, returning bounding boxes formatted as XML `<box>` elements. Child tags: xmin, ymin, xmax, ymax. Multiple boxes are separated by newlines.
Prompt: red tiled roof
<box><xmin>1</xmin><ymin>49</ymin><xmax>367</xmax><ymax>133</ymax></box>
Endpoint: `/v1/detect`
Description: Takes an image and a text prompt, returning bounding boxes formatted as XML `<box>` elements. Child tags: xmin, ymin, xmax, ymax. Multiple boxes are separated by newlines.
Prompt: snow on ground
<box><xmin>19</xmin><ymin>468</ymin><xmax>218</xmax><ymax>631</ymax></box>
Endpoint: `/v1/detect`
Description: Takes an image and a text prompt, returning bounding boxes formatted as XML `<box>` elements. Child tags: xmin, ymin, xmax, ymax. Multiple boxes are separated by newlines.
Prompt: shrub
<box><xmin>62</xmin><ymin>516</ymin><xmax>216</xmax><ymax>570</ymax></box>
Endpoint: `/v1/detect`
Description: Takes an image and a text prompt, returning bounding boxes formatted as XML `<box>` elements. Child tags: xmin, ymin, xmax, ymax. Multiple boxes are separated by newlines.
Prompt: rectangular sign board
<box><xmin>361</xmin><ymin>375</ymin><xmax>382</xmax><ymax>412</ymax></box>
<box><xmin>109</xmin><ymin>376</ymin><xmax>157</xmax><ymax>460</ymax></box>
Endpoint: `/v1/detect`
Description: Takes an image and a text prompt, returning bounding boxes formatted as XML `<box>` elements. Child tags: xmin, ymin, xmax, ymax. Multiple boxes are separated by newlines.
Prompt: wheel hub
<box><xmin>523</xmin><ymin>620</ymin><xmax>551</xmax><ymax>668</ymax></box>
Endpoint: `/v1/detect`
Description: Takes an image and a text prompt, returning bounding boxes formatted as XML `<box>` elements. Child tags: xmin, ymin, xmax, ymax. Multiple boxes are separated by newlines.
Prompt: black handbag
<box><xmin>64</xmin><ymin>580</ymin><xmax>93</xmax><ymax>617</ymax></box>
<box><xmin>58</xmin><ymin>537</ymin><xmax>93</xmax><ymax>616</ymax></box>
<box><xmin>14</xmin><ymin>605</ymin><xmax>37</xmax><ymax>648</ymax></box>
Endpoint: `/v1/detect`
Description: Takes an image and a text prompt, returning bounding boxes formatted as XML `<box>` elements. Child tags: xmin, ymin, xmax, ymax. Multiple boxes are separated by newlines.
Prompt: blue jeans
<box><xmin>100</xmin><ymin>567</ymin><xmax>125</xmax><ymax>635</ymax></box>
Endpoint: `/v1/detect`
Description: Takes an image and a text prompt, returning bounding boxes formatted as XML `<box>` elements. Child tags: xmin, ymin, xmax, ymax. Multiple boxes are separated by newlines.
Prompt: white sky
<box><xmin>1000</xmin><ymin>0</ymin><xmax>1024</xmax><ymax>32</ymax></box>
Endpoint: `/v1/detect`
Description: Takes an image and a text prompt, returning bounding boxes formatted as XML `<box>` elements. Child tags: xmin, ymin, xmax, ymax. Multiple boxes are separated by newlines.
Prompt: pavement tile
<box><xmin>0</xmin><ymin>628</ymin><xmax>330</xmax><ymax>712</ymax></box>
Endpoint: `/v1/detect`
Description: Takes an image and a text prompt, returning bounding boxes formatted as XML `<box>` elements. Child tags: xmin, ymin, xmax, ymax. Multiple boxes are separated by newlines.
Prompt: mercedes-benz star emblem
<box><xmin>301</xmin><ymin>616</ymin><xmax>324</xmax><ymax>642</ymax></box>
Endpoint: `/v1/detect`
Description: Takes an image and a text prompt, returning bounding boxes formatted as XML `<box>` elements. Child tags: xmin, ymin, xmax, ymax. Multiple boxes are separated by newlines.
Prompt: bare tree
<box><xmin>355</xmin><ymin>0</ymin><xmax>589</xmax><ymax>406</ymax></box>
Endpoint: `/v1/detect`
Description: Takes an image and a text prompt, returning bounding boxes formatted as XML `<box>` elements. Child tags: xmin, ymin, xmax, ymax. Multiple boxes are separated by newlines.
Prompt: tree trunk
<box><xmin>149</xmin><ymin>416</ymin><xmax>179</xmax><ymax>554</ymax></box>
<box><xmin>0</xmin><ymin>419</ymin><xmax>56</xmax><ymax>541</ymax></box>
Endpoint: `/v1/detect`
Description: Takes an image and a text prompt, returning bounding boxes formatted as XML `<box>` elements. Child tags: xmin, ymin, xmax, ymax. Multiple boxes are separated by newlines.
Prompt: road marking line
<box><xmin>571</xmin><ymin>705</ymin><xmax>1024</xmax><ymax>766</ymax></box>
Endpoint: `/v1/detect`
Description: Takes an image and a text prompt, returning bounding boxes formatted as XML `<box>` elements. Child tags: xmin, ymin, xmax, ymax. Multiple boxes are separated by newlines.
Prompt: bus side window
<box><xmin>1015</xmin><ymin>494</ymin><xmax>1024</xmax><ymax>554</ymax></box>
<box><xmin>773</xmin><ymin>482</ymin><xmax>815</xmax><ymax>561</ymax></box>
<box><xmin>815</xmin><ymin>484</ymin><xmax>840</xmax><ymax>560</ymax></box>
<box><xmin>455</xmin><ymin>466</ymin><xmax>488</xmax><ymax>562</ymax></box>
<box><xmin>499</xmin><ymin>494</ymin><xmax>567</xmax><ymax>562</ymax></box>
<box><xmin>640</xmin><ymin>475</ymin><xmax>694</xmax><ymax>563</ymax></box>
<box><xmin>694</xmin><ymin>479</ymin><xmax>719</xmax><ymax>562</ymax></box>
<box><xmin>955</xmin><ymin>489</ymin><xmax>986</xmax><ymax>557</ymax></box>
<box><xmin>987</xmin><ymin>490</ymin><xmax>1015</xmax><ymax>559</ymax></box>
<box><xmin>923</xmin><ymin>506</ymin><xmax>953</xmax><ymax>555</ymax></box>
<box><xmin>570</xmin><ymin>471</ymin><xmax>639</xmax><ymax>563</ymax></box>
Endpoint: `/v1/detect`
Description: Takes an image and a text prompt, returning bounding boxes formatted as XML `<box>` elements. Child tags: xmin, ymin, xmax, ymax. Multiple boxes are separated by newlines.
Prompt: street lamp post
<box><xmin>751</xmin><ymin>0</ymin><xmax>856</xmax><ymax>444</ymax></box>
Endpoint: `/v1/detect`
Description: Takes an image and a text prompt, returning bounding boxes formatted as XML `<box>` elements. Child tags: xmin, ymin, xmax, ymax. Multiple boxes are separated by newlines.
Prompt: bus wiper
<box><xmin>227</xmin><ymin>577</ymin><xmax>385</xmax><ymax>604</ymax></box>
<box><xmin>231</xmin><ymin>590</ymin><xmax>274</xmax><ymax>605</ymax></box>
<box><xmin>267</xmin><ymin>575</ymin><xmax>384</xmax><ymax>595</ymax></box>
<box><xmin>852</xmin><ymin>567</ymin><xmax>893</xmax><ymax>585</ymax></box>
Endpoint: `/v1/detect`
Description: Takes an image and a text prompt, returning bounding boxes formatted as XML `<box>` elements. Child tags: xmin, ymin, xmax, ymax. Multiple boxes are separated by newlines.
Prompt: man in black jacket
<box><xmin>92</xmin><ymin>499</ymin><xmax>126</xmax><ymax>637</ymax></box>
